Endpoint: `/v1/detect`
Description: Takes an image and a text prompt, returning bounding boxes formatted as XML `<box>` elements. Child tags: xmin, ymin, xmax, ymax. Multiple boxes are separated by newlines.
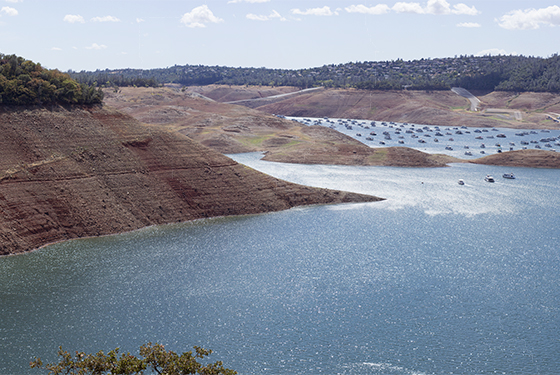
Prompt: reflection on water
<box><xmin>1</xmin><ymin>154</ymin><xmax>559</xmax><ymax>375</ymax></box>
<box><xmin>229</xmin><ymin>152</ymin><xmax>559</xmax><ymax>216</ymax></box>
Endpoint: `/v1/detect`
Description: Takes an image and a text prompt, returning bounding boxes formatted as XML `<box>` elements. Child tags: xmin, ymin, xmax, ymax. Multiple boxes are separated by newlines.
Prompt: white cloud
<box><xmin>389</xmin><ymin>0</ymin><xmax>479</xmax><ymax>15</ymax></box>
<box><xmin>180</xmin><ymin>5</ymin><xmax>223</xmax><ymax>28</ymax></box>
<box><xmin>497</xmin><ymin>5</ymin><xmax>560</xmax><ymax>30</ymax></box>
<box><xmin>91</xmin><ymin>15</ymin><xmax>120</xmax><ymax>22</ymax></box>
<box><xmin>247</xmin><ymin>9</ymin><xmax>285</xmax><ymax>21</ymax></box>
<box><xmin>136</xmin><ymin>18</ymin><xmax>144</xmax><ymax>23</ymax></box>
<box><xmin>85</xmin><ymin>43</ymin><xmax>107</xmax><ymax>50</ymax></box>
<box><xmin>475</xmin><ymin>48</ymin><xmax>512</xmax><ymax>56</ymax></box>
<box><xmin>246</xmin><ymin>13</ymin><xmax>268</xmax><ymax>21</ymax></box>
<box><xmin>4</xmin><ymin>0</ymin><xmax>22</xmax><ymax>3</ymax></box>
<box><xmin>51</xmin><ymin>47</ymin><xmax>62</xmax><ymax>51</ymax></box>
<box><xmin>1</xmin><ymin>6</ymin><xmax>17</xmax><ymax>16</ymax></box>
<box><xmin>426</xmin><ymin>0</ymin><xmax>451</xmax><ymax>14</ymax></box>
<box><xmin>346</xmin><ymin>4</ymin><xmax>391</xmax><ymax>15</ymax></box>
<box><xmin>63</xmin><ymin>14</ymin><xmax>85</xmax><ymax>23</ymax></box>
<box><xmin>452</xmin><ymin>3</ymin><xmax>478</xmax><ymax>16</ymax></box>
<box><xmin>291</xmin><ymin>6</ymin><xmax>336</xmax><ymax>16</ymax></box>
<box><xmin>457</xmin><ymin>22</ymin><xmax>480</xmax><ymax>28</ymax></box>
<box><xmin>392</xmin><ymin>2</ymin><xmax>424</xmax><ymax>14</ymax></box>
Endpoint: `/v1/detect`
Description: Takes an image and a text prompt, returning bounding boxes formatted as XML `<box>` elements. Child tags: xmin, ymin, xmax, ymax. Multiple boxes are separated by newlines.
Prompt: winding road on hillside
<box><xmin>224</xmin><ymin>87</ymin><xmax>323</xmax><ymax>104</ymax></box>
<box><xmin>451</xmin><ymin>87</ymin><xmax>481</xmax><ymax>111</ymax></box>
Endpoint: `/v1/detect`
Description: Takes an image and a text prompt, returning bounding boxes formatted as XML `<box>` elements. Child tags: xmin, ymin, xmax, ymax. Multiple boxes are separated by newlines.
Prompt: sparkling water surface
<box><xmin>1</xmin><ymin>151</ymin><xmax>559</xmax><ymax>374</ymax></box>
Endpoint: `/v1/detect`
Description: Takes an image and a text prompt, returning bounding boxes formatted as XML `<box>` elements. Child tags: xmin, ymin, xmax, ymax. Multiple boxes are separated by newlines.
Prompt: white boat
<box><xmin>485</xmin><ymin>175</ymin><xmax>495</xmax><ymax>182</ymax></box>
<box><xmin>458</xmin><ymin>179</ymin><xmax>465</xmax><ymax>185</ymax></box>
<box><xmin>502</xmin><ymin>173</ymin><xmax>515</xmax><ymax>179</ymax></box>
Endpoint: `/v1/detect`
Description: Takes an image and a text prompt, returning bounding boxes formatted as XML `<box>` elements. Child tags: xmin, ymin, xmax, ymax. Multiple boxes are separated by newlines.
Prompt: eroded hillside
<box><xmin>0</xmin><ymin>106</ymin><xmax>380</xmax><ymax>255</ymax></box>
<box><xmin>103</xmin><ymin>86</ymin><xmax>460</xmax><ymax>167</ymax></box>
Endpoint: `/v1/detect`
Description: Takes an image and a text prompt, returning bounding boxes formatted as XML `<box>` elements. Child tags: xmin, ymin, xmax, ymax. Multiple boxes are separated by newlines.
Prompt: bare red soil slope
<box><xmin>0</xmin><ymin>106</ymin><xmax>380</xmax><ymax>255</ymax></box>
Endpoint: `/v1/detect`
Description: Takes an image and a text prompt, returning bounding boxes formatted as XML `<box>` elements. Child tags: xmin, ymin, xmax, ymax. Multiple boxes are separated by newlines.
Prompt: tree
<box><xmin>30</xmin><ymin>342</ymin><xmax>237</xmax><ymax>375</ymax></box>
<box><xmin>0</xmin><ymin>54</ymin><xmax>103</xmax><ymax>105</ymax></box>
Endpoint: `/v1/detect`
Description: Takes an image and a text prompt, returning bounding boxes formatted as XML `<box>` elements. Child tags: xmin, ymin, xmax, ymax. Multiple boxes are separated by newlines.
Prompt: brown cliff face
<box><xmin>0</xmin><ymin>106</ymin><xmax>381</xmax><ymax>255</ymax></box>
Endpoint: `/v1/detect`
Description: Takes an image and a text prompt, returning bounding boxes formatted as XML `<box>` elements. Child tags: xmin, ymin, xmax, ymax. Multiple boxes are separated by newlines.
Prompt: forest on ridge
<box><xmin>71</xmin><ymin>54</ymin><xmax>560</xmax><ymax>93</ymax></box>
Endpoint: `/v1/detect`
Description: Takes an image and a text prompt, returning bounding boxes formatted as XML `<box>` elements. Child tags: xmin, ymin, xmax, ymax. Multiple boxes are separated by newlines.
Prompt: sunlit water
<box><xmin>1</xmin><ymin>153</ymin><xmax>559</xmax><ymax>375</ymax></box>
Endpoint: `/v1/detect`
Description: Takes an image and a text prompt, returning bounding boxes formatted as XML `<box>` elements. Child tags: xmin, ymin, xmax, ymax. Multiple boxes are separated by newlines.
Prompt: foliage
<box><xmin>30</xmin><ymin>343</ymin><xmax>237</xmax><ymax>375</ymax></box>
<box><xmin>70</xmin><ymin>54</ymin><xmax>560</xmax><ymax>93</ymax></box>
<box><xmin>0</xmin><ymin>54</ymin><xmax>103</xmax><ymax>105</ymax></box>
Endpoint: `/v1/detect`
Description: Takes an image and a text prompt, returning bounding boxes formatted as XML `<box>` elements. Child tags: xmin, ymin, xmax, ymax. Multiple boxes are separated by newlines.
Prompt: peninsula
<box><xmin>0</xmin><ymin>105</ymin><xmax>380</xmax><ymax>256</ymax></box>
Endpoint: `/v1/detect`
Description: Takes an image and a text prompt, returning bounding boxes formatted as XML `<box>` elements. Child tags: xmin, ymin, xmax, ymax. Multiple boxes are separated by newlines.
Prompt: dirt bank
<box><xmin>104</xmin><ymin>86</ymin><xmax>461</xmax><ymax>167</ymax></box>
<box><xmin>104</xmin><ymin>86</ymin><xmax>560</xmax><ymax>168</ymax></box>
<box><xmin>0</xmin><ymin>105</ymin><xmax>381</xmax><ymax>255</ymax></box>
<box><xmin>189</xmin><ymin>85</ymin><xmax>560</xmax><ymax>130</ymax></box>
<box><xmin>470</xmin><ymin>149</ymin><xmax>560</xmax><ymax>168</ymax></box>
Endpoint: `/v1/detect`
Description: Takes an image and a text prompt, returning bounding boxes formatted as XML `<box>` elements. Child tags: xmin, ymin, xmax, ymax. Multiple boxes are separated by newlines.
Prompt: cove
<box><xmin>1</xmin><ymin>157</ymin><xmax>559</xmax><ymax>375</ymax></box>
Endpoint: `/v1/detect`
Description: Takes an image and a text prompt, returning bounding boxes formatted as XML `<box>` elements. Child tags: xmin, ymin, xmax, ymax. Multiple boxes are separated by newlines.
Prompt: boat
<box><xmin>503</xmin><ymin>173</ymin><xmax>515</xmax><ymax>179</ymax></box>
<box><xmin>485</xmin><ymin>175</ymin><xmax>495</xmax><ymax>182</ymax></box>
<box><xmin>458</xmin><ymin>179</ymin><xmax>465</xmax><ymax>185</ymax></box>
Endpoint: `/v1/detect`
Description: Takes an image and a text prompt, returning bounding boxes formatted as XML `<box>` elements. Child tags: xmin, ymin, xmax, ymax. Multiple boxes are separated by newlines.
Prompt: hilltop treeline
<box><xmin>71</xmin><ymin>54</ymin><xmax>560</xmax><ymax>93</ymax></box>
<box><xmin>0</xmin><ymin>54</ymin><xmax>103</xmax><ymax>105</ymax></box>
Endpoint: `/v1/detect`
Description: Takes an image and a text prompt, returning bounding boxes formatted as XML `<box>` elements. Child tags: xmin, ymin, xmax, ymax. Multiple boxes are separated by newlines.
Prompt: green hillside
<box><xmin>0</xmin><ymin>54</ymin><xmax>103</xmax><ymax>105</ymax></box>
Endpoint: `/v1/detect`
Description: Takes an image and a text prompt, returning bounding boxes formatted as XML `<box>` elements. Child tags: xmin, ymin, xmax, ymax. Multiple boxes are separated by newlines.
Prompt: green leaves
<box><xmin>30</xmin><ymin>343</ymin><xmax>237</xmax><ymax>375</ymax></box>
<box><xmin>0</xmin><ymin>54</ymin><xmax>103</xmax><ymax>105</ymax></box>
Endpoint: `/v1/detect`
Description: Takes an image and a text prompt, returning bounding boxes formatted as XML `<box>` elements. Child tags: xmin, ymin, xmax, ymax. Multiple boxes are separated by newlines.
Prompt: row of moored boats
<box><xmin>458</xmin><ymin>173</ymin><xmax>515</xmax><ymax>185</ymax></box>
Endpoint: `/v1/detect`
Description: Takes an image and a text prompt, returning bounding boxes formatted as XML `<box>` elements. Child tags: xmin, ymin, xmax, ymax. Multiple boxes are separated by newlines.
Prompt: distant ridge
<box><xmin>72</xmin><ymin>54</ymin><xmax>560</xmax><ymax>93</ymax></box>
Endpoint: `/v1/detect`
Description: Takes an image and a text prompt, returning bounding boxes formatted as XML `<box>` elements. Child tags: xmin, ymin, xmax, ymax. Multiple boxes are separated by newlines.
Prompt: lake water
<box><xmin>1</xmin><ymin>153</ymin><xmax>560</xmax><ymax>374</ymax></box>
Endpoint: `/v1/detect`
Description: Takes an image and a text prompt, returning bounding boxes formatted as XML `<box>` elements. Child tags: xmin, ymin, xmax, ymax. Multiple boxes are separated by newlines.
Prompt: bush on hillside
<box><xmin>0</xmin><ymin>54</ymin><xmax>104</xmax><ymax>105</ymax></box>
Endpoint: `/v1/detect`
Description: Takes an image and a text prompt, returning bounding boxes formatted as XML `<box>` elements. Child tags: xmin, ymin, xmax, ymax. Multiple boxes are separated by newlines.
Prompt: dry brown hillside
<box><xmin>104</xmin><ymin>86</ymin><xmax>460</xmax><ymax>167</ymax></box>
<box><xmin>104</xmin><ymin>85</ymin><xmax>560</xmax><ymax>168</ymax></box>
<box><xmin>0</xmin><ymin>105</ymin><xmax>380</xmax><ymax>255</ymax></box>
<box><xmin>471</xmin><ymin>149</ymin><xmax>560</xmax><ymax>168</ymax></box>
<box><xmin>187</xmin><ymin>85</ymin><xmax>560</xmax><ymax>130</ymax></box>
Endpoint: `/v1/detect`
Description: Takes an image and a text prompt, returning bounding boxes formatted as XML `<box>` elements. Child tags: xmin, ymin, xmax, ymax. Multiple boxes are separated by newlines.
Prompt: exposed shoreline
<box><xmin>4</xmin><ymin>86</ymin><xmax>560</xmax><ymax>254</ymax></box>
<box><xmin>0</xmin><ymin>106</ymin><xmax>381</xmax><ymax>256</ymax></box>
<box><xmin>105</xmin><ymin>86</ymin><xmax>560</xmax><ymax>169</ymax></box>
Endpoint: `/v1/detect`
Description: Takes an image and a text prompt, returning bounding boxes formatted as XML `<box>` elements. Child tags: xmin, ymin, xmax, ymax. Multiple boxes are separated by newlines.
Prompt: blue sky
<box><xmin>1</xmin><ymin>0</ymin><xmax>559</xmax><ymax>71</ymax></box>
